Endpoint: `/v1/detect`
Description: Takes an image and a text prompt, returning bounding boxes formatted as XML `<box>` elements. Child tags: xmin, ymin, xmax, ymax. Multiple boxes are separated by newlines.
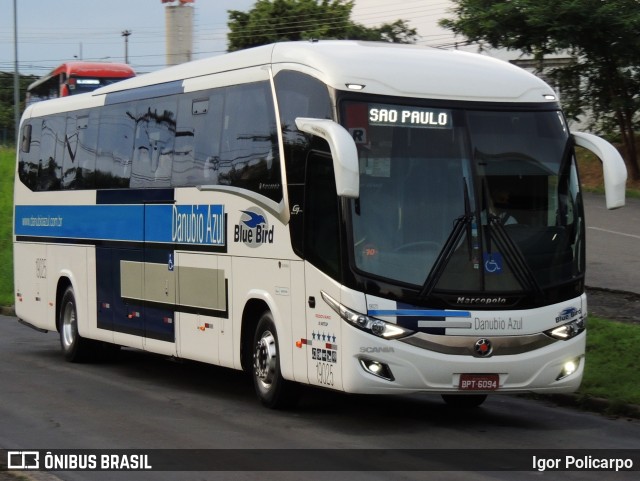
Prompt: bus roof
<box><xmin>51</xmin><ymin>61</ymin><xmax>135</xmax><ymax>78</ymax></box>
<box><xmin>22</xmin><ymin>90</ymin><xmax>104</xmax><ymax>120</ymax></box>
<box><xmin>95</xmin><ymin>41</ymin><xmax>556</xmax><ymax>104</ymax></box>
<box><xmin>27</xmin><ymin>61</ymin><xmax>136</xmax><ymax>91</ymax></box>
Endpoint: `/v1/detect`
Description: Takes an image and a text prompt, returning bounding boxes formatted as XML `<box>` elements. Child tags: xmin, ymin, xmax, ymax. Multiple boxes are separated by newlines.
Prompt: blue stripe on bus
<box><xmin>15</xmin><ymin>205</ymin><xmax>143</xmax><ymax>241</ymax></box>
<box><xmin>367</xmin><ymin>309</ymin><xmax>471</xmax><ymax>318</ymax></box>
<box><xmin>14</xmin><ymin>204</ymin><xmax>226</xmax><ymax>247</ymax></box>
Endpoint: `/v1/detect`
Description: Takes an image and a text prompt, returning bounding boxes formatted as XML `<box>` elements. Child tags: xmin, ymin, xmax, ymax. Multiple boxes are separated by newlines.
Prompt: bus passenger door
<box><xmin>303</xmin><ymin>152</ymin><xmax>344</xmax><ymax>391</ymax></box>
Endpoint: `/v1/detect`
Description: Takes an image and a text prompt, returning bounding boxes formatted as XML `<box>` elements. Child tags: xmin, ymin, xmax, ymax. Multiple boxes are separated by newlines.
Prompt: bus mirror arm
<box><xmin>295</xmin><ymin>117</ymin><xmax>360</xmax><ymax>198</ymax></box>
<box><xmin>572</xmin><ymin>131</ymin><xmax>627</xmax><ymax>209</ymax></box>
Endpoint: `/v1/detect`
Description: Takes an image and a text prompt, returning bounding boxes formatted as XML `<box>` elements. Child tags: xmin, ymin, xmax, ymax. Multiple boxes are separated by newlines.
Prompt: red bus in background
<box><xmin>26</xmin><ymin>61</ymin><xmax>135</xmax><ymax>106</ymax></box>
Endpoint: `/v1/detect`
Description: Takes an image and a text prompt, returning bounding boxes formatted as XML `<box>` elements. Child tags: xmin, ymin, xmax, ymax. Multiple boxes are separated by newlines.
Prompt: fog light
<box><xmin>359</xmin><ymin>358</ymin><xmax>394</xmax><ymax>381</ymax></box>
<box><xmin>556</xmin><ymin>358</ymin><xmax>580</xmax><ymax>380</ymax></box>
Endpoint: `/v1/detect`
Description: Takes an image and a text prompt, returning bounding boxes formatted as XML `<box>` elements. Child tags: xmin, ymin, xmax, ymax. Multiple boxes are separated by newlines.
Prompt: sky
<box><xmin>0</xmin><ymin>0</ymin><xmax>461</xmax><ymax>77</ymax></box>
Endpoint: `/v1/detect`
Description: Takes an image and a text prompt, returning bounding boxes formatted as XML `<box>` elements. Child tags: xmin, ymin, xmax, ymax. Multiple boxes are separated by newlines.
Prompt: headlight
<box><xmin>545</xmin><ymin>317</ymin><xmax>586</xmax><ymax>340</ymax></box>
<box><xmin>321</xmin><ymin>291</ymin><xmax>414</xmax><ymax>340</ymax></box>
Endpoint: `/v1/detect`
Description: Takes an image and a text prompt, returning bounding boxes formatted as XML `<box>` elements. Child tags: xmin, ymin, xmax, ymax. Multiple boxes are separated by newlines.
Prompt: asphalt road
<box><xmin>583</xmin><ymin>192</ymin><xmax>640</xmax><ymax>294</ymax></box>
<box><xmin>1</xmin><ymin>315</ymin><xmax>639</xmax><ymax>481</ymax></box>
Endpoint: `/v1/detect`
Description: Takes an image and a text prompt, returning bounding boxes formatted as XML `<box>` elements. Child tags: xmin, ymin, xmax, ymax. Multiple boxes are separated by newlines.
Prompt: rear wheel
<box><xmin>252</xmin><ymin>311</ymin><xmax>299</xmax><ymax>409</ymax></box>
<box><xmin>441</xmin><ymin>394</ymin><xmax>487</xmax><ymax>408</ymax></box>
<box><xmin>59</xmin><ymin>286</ymin><xmax>93</xmax><ymax>362</ymax></box>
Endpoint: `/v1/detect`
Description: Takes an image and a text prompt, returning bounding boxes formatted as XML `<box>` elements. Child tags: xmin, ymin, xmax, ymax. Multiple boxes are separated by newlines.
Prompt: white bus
<box><xmin>14</xmin><ymin>41</ymin><xmax>627</xmax><ymax>408</ymax></box>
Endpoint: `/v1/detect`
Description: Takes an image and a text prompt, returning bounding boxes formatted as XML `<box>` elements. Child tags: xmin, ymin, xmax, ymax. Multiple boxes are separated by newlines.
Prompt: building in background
<box><xmin>163</xmin><ymin>0</ymin><xmax>194</xmax><ymax>66</ymax></box>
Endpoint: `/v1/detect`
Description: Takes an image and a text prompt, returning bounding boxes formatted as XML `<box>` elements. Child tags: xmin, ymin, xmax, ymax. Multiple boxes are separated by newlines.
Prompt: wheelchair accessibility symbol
<box><xmin>483</xmin><ymin>252</ymin><xmax>503</xmax><ymax>274</ymax></box>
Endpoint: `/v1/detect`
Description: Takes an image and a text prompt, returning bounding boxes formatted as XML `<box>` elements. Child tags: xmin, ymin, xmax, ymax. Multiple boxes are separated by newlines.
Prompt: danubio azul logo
<box><xmin>170</xmin><ymin>204</ymin><xmax>225</xmax><ymax>246</ymax></box>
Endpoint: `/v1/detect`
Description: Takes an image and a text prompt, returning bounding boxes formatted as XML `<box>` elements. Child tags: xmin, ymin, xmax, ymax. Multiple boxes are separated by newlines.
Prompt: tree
<box><xmin>227</xmin><ymin>0</ymin><xmax>417</xmax><ymax>52</ymax></box>
<box><xmin>0</xmin><ymin>72</ymin><xmax>37</xmax><ymax>145</ymax></box>
<box><xmin>440</xmin><ymin>0</ymin><xmax>640</xmax><ymax>180</ymax></box>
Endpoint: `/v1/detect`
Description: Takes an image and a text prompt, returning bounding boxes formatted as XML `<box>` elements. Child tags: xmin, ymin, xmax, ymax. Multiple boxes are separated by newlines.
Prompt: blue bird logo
<box><xmin>241</xmin><ymin>210</ymin><xmax>266</xmax><ymax>228</ymax></box>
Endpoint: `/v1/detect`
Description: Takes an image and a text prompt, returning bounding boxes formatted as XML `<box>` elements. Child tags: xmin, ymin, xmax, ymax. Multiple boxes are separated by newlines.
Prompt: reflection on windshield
<box><xmin>344</xmin><ymin>102</ymin><xmax>583</xmax><ymax>294</ymax></box>
<box><xmin>353</xmin><ymin>155</ymin><xmax>468</xmax><ymax>285</ymax></box>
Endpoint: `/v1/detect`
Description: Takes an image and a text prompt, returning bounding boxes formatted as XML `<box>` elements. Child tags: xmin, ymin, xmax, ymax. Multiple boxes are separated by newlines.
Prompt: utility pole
<box><xmin>13</xmin><ymin>0</ymin><xmax>19</xmax><ymax>143</ymax></box>
<box><xmin>122</xmin><ymin>30</ymin><xmax>132</xmax><ymax>64</ymax></box>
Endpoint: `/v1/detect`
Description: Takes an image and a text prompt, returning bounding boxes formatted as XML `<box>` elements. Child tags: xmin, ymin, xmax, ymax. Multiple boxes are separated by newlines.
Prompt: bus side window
<box><xmin>172</xmin><ymin>90</ymin><xmax>224</xmax><ymax>187</ymax></box>
<box><xmin>96</xmin><ymin>104</ymin><xmax>134</xmax><ymax>188</ymax></box>
<box><xmin>219</xmin><ymin>82</ymin><xmax>282</xmax><ymax>202</ymax></box>
<box><xmin>75</xmin><ymin>110</ymin><xmax>98</xmax><ymax>189</ymax></box>
<box><xmin>61</xmin><ymin>112</ymin><xmax>80</xmax><ymax>189</ymax></box>
<box><xmin>274</xmin><ymin>70</ymin><xmax>333</xmax><ymax>256</ymax></box>
<box><xmin>21</xmin><ymin>124</ymin><xmax>31</xmax><ymax>153</ymax></box>
<box><xmin>131</xmin><ymin>97</ymin><xmax>177</xmax><ymax>188</ymax></box>
<box><xmin>273</xmin><ymin>70</ymin><xmax>333</xmax><ymax>185</ymax></box>
<box><xmin>38</xmin><ymin>115</ymin><xmax>65</xmax><ymax>191</ymax></box>
<box><xmin>18</xmin><ymin>121</ymin><xmax>41</xmax><ymax>191</ymax></box>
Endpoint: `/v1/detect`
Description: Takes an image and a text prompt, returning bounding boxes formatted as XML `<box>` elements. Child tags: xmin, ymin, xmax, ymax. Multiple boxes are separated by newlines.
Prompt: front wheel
<box><xmin>252</xmin><ymin>312</ymin><xmax>299</xmax><ymax>409</ymax></box>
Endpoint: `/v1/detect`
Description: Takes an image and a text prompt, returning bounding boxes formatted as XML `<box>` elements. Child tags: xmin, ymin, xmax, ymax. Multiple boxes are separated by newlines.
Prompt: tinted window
<box><xmin>274</xmin><ymin>70</ymin><xmax>333</xmax><ymax>184</ymax></box>
<box><xmin>62</xmin><ymin>111</ymin><xmax>81</xmax><ymax>189</ymax></box>
<box><xmin>38</xmin><ymin>115</ymin><xmax>65</xmax><ymax>191</ymax></box>
<box><xmin>131</xmin><ymin>97</ymin><xmax>177</xmax><ymax>188</ymax></box>
<box><xmin>218</xmin><ymin>82</ymin><xmax>282</xmax><ymax>202</ymax></box>
<box><xmin>96</xmin><ymin>104</ymin><xmax>134</xmax><ymax>188</ymax></box>
<box><xmin>19</xmin><ymin>80</ymin><xmax>283</xmax><ymax>197</ymax></box>
<box><xmin>74</xmin><ymin>110</ymin><xmax>99</xmax><ymax>189</ymax></box>
<box><xmin>173</xmin><ymin>91</ymin><xmax>225</xmax><ymax>187</ymax></box>
<box><xmin>18</xmin><ymin>121</ymin><xmax>41</xmax><ymax>191</ymax></box>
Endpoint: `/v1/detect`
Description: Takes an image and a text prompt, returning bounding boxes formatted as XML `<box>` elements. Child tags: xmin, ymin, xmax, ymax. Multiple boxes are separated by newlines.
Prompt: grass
<box><xmin>0</xmin><ymin>147</ymin><xmax>14</xmax><ymax>306</ymax></box>
<box><xmin>0</xmin><ymin>147</ymin><xmax>638</xmax><ymax>411</ymax></box>
<box><xmin>579</xmin><ymin>317</ymin><xmax>640</xmax><ymax>406</ymax></box>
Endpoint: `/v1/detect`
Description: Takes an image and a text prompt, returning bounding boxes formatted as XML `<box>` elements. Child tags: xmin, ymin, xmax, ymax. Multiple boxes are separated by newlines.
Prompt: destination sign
<box><xmin>368</xmin><ymin>104</ymin><xmax>452</xmax><ymax>129</ymax></box>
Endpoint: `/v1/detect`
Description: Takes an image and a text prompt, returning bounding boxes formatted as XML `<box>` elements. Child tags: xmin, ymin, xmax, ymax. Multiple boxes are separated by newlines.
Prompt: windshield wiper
<box><xmin>419</xmin><ymin>214</ymin><xmax>471</xmax><ymax>299</ymax></box>
<box><xmin>488</xmin><ymin>214</ymin><xmax>544</xmax><ymax>296</ymax></box>
<box><xmin>420</xmin><ymin>177</ymin><xmax>474</xmax><ymax>299</ymax></box>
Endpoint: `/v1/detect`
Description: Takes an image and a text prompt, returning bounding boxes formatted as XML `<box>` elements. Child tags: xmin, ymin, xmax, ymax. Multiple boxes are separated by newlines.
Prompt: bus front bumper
<box><xmin>340</xmin><ymin>323</ymin><xmax>586</xmax><ymax>395</ymax></box>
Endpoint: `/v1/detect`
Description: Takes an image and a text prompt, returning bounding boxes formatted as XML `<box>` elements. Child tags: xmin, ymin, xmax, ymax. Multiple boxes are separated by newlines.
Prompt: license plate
<box><xmin>459</xmin><ymin>373</ymin><xmax>499</xmax><ymax>391</ymax></box>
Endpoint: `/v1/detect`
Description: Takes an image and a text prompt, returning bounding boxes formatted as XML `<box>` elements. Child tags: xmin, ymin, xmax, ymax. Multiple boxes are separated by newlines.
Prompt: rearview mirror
<box><xmin>572</xmin><ymin>131</ymin><xmax>627</xmax><ymax>209</ymax></box>
<box><xmin>295</xmin><ymin>117</ymin><xmax>359</xmax><ymax>198</ymax></box>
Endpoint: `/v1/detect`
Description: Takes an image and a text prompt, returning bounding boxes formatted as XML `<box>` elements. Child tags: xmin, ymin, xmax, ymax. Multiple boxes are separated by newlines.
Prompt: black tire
<box><xmin>441</xmin><ymin>394</ymin><xmax>488</xmax><ymax>408</ymax></box>
<box><xmin>59</xmin><ymin>286</ymin><xmax>93</xmax><ymax>362</ymax></box>
<box><xmin>252</xmin><ymin>311</ymin><xmax>299</xmax><ymax>409</ymax></box>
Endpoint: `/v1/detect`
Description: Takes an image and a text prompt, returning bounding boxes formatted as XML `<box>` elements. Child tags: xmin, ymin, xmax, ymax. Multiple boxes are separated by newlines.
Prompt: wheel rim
<box><xmin>61</xmin><ymin>301</ymin><xmax>76</xmax><ymax>351</ymax></box>
<box><xmin>254</xmin><ymin>329</ymin><xmax>277</xmax><ymax>391</ymax></box>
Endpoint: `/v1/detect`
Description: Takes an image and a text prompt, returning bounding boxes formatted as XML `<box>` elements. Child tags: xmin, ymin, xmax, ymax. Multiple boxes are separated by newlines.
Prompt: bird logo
<box><xmin>240</xmin><ymin>210</ymin><xmax>266</xmax><ymax>228</ymax></box>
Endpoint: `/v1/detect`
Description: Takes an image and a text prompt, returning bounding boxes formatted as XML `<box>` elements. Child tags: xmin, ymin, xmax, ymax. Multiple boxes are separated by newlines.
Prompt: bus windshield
<box><xmin>342</xmin><ymin>101</ymin><xmax>583</xmax><ymax>295</ymax></box>
<box><xmin>68</xmin><ymin>76</ymin><xmax>127</xmax><ymax>94</ymax></box>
